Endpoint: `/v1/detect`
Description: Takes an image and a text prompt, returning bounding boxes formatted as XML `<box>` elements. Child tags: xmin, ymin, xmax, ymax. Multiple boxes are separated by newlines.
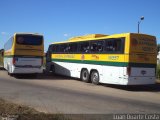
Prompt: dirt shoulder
<box><xmin>0</xmin><ymin>99</ymin><xmax>111</xmax><ymax>120</ymax></box>
<box><xmin>156</xmin><ymin>79</ymin><xmax>160</xmax><ymax>84</ymax></box>
<box><xmin>0</xmin><ymin>98</ymin><xmax>66</xmax><ymax>120</ymax></box>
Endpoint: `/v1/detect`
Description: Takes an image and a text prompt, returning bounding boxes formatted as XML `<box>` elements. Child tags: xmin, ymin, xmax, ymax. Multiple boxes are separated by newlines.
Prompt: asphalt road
<box><xmin>0</xmin><ymin>68</ymin><xmax>160</xmax><ymax>114</ymax></box>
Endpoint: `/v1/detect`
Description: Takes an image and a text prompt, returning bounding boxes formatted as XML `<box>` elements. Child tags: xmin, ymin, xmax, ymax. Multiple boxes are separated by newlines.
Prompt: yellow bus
<box><xmin>46</xmin><ymin>33</ymin><xmax>157</xmax><ymax>85</ymax></box>
<box><xmin>4</xmin><ymin>33</ymin><xmax>44</xmax><ymax>75</ymax></box>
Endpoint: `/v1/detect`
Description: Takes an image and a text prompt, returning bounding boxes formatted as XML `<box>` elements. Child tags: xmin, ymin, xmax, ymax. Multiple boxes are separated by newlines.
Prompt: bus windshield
<box><xmin>16</xmin><ymin>35</ymin><xmax>43</xmax><ymax>46</ymax></box>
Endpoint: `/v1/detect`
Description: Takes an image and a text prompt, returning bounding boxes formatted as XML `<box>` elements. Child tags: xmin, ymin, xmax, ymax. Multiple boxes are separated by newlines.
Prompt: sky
<box><xmin>0</xmin><ymin>0</ymin><xmax>160</xmax><ymax>51</ymax></box>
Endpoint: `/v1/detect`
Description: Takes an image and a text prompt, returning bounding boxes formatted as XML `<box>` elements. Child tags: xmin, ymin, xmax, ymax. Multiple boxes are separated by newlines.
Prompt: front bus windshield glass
<box><xmin>16</xmin><ymin>35</ymin><xmax>43</xmax><ymax>45</ymax></box>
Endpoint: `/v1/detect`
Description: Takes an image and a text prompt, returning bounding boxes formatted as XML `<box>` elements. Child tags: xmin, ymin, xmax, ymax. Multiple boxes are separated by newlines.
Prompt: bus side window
<box><xmin>98</xmin><ymin>44</ymin><xmax>103</xmax><ymax>52</ymax></box>
<box><xmin>79</xmin><ymin>42</ymin><xmax>90</xmax><ymax>53</ymax></box>
<box><xmin>68</xmin><ymin>43</ymin><xmax>77</xmax><ymax>53</ymax></box>
<box><xmin>90</xmin><ymin>41</ymin><xmax>104</xmax><ymax>53</ymax></box>
<box><xmin>90</xmin><ymin>43</ymin><xmax>97</xmax><ymax>52</ymax></box>
<box><xmin>64</xmin><ymin>44</ymin><xmax>69</xmax><ymax>52</ymax></box>
<box><xmin>106</xmin><ymin>40</ymin><xmax>113</xmax><ymax>52</ymax></box>
<box><xmin>48</xmin><ymin>45</ymin><xmax>53</xmax><ymax>52</ymax></box>
<box><xmin>59</xmin><ymin>44</ymin><xmax>68</xmax><ymax>53</ymax></box>
<box><xmin>115</xmin><ymin>39</ymin><xmax>122</xmax><ymax>51</ymax></box>
<box><xmin>55</xmin><ymin>45</ymin><xmax>60</xmax><ymax>53</ymax></box>
<box><xmin>4</xmin><ymin>37</ymin><xmax>13</xmax><ymax>51</ymax></box>
<box><xmin>105</xmin><ymin>38</ymin><xmax>123</xmax><ymax>53</ymax></box>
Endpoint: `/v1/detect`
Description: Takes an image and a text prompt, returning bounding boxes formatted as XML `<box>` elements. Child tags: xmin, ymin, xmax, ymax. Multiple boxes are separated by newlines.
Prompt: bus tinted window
<box><xmin>90</xmin><ymin>40</ymin><xmax>104</xmax><ymax>53</ymax></box>
<box><xmin>105</xmin><ymin>38</ymin><xmax>124</xmax><ymax>53</ymax></box>
<box><xmin>4</xmin><ymin>37</ymin><xmax>13</xmax><ymax>51</ymax></box>
<box><xmin>79</xmin><ymin>42</ymin><xmax>90</xmax><ymax>53</ymax></box>
<box><xmin>16</xmin><ymin>35</ymin><xmax>43</xmax><ymax>45</ymax></box>
<box><xmin>48</xmin><ymin>45</ymin><xmax>53</xmax><ymax>52</ymax></box>
<box><xmin>68</xmin><ymin>43</ymin><xmax>77</xmax><ymax>53</ymax></box>
<box><xmin>59</xmin><ymin>44</ymin><xmax>69</xmax><ymax>53</ymax></box>
<box><xmin>51</xmin><ymin>44</ymin><xmax>59</xmax><ymax>53</ymax></box>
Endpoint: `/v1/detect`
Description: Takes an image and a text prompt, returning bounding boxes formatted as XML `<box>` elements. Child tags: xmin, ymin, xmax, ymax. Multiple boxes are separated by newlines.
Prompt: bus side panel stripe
<box><xmin>51</xmin><ymin>59</ymin><xmax>156</xmax><ymax>68</ymax></box>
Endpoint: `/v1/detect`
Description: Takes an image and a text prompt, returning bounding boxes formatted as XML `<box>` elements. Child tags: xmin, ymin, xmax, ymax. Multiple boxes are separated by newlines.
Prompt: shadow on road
<box><xmin>11</xmin><ymin>70</ymin><xmax>160</xmax><ymax>92</ymax></box>
<box><xmin>14</xmin><ymin>72</ymin><xmax>74</xmax><ymax>81</ymax></box>
<box><xmin>102</xmin><ymin>83</ymin><xmax>160</xmax><ymax>92</ymax></box>
<box><xmin>0</xmin><ymin>67</ymin><xmax>5</xmax><ymax>70</ymax></box>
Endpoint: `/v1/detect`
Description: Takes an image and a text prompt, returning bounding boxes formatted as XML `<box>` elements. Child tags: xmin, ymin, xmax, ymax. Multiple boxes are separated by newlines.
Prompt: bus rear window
<box><xmin>16</xmin><ymin>35</ymin><xmax>43</xmax><ymax>45</ymax></box>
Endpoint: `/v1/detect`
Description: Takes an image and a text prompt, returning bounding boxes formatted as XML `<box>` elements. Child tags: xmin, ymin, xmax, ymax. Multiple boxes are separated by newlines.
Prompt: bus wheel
<box><xmin>51</xmin><ymin>65</ymin><xmax>55</xmax><ymax>74</ymax></box>
<box><xmin>8</xmin><ymin>70</ymin><xmax>13</xmax><ymax>76</ymax></box>
<box><xmin>91</xmin><ymin>71</ymin><xmax>99</xmax><ymax>85</ymax></box>
<box><xmin>7</xmin><ymin>66</ymin><xmax>11</xmax><ymax>75</ymax></box>
<box><xmin>81</xmin><ymin>69</ymin><xmax>90</xmax><ymax>83</ymax></box>
<box><xmin>8</xmin><ymin>71</ymin><xmax>10</xmax><ymax>75</ymax></box>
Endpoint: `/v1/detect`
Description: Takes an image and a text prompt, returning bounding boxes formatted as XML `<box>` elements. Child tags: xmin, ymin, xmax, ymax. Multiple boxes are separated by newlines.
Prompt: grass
<box><xmin>0</xmin><ymin>99</ymin><xmax>68</xmax><ymax>120</ymax></box>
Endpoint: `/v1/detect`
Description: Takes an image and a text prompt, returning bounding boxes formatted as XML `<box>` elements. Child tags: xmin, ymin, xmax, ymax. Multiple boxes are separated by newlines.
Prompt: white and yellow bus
<box><xmin>4</xmin><ymin>33</ymin><xmax>44</xmax><ymax>75</ymax></box>
<box><xmin>46</xmin><ymin>33</ymin><xmax>157</xmax><ymax>85</ymax></box>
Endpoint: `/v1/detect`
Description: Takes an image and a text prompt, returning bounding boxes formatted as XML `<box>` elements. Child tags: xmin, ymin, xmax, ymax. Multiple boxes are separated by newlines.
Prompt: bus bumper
<box><xmin>12</xmin><ymin>66</ymin><xmax>43</xmax><ymax>74</ymax></box>
<box><xmin>127</xmin><ymin>77</ymin><xmax>156</xmax><ymax>85</ymax></box>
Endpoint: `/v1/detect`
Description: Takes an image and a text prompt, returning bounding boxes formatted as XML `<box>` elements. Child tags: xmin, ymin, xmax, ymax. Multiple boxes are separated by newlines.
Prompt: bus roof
<box><xmin>13</xmin><ymin>33</ymin><xmax>43</xmax><ymax>36</ymax></box>
<box><xmin>51</xmin><ymin>33</ymin><xmax>156</xmax><ymax>44</ymax></box>
<box><xmin>69</xmin><ymin>34</ymin><xmax>108</xmax><ymax>41</ymax></box>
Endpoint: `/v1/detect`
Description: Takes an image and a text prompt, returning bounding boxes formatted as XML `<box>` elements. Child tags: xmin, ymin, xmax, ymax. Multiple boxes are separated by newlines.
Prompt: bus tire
<box><xmin>8</xmin><ymin>67</ymin><xmax>13</xmax><ymax>76</ymax></box>
<box><xmin>81</xmin><ymin>69</ymin><xmax>90</xmax><ymax>83</ymax></box>
<box><xmin>51</xmin><ymin>65</ymin><xmax>55</xmax><ymax>74</ymax></box>
<box><xmin>7</xmin><ymin>65</ymin><xmax>10</xmax><ymax>75</ymax></box>
<box><xmin>8</xmin><ymin>71</ymin><xmax>10</xmax><ymax>75</ymax></box>
<box><xmin>91</xmin><ymin>70</ymin><xmax>99</xmax><ymax>85</ymax></box>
